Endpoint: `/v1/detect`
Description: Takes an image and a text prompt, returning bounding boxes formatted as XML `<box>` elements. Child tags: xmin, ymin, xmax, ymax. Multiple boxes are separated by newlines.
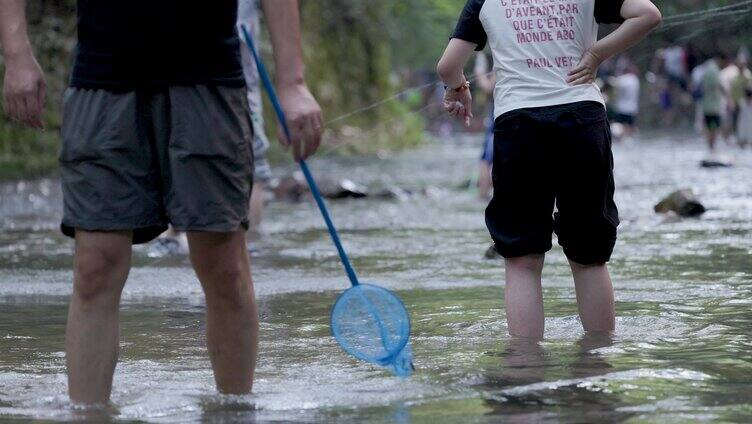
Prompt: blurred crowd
<box><xmin>600</xmin><ymin>46</ymin><xmax>752</xmax><ymax>151</ymax></box>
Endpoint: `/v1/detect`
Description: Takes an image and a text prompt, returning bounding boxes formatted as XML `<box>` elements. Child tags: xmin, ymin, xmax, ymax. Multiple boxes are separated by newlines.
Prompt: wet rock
<box><xmin>484</xmin><ymin>244</ymin><xmax>502</xmax><ymax>260</ymax></box>
<box><xmin>316</xmin><ymin>178</ymin><xmax>368</xmax><ymax>199</ymax></box>
<box><xmin>271</xmin><ymin>172</ymin><xmax>421</xmax><ymax>202</ymax></box>
<box><xmin>700</xmin><ymin>159</ymin><xmax>733</xmax><ymax>168</ymax></box>
<box><xmin>654</xmin><ymin>189</ymin><xmax>706</xmax><ymax>217</ymax></box>
<box><xmin>272</xmin><ymin>173</ymin><xmax>369</xmax><ymax>201</ymax></box>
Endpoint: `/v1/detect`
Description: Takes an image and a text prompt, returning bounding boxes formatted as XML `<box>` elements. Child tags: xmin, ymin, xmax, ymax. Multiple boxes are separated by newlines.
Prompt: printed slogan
<box><xmin>500</xmin><ymin>0</ymin><xmax>583</xmax><ymax>69</ymax></box>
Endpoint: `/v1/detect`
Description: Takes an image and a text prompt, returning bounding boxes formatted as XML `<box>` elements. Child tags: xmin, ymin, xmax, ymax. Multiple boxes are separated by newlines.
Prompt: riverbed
<box><xmin>0</xmin><ymin>135</ymin><xmax>751</xmax><ymax>423</ymax></box>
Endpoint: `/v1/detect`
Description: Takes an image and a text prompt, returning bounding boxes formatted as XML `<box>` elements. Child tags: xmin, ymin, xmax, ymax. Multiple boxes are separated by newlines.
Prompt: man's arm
<box><xmin>260</xmin><ymin>0</ymin><xmax>322</xmax><ymax>162</ymax></box>
<box><xmin>568</xmin><ymin>0</ymin><xmax>662</xmax><ymax>85</ymax></box>
<box><xmin>437</xmin><ymin>38</ymin><xmax>477</xmax><ymax>126</ymax></box>
<box><xmin>0</xmin><ymin>0</ymin><xmax>45</xmax><ymax>128</ymax></box>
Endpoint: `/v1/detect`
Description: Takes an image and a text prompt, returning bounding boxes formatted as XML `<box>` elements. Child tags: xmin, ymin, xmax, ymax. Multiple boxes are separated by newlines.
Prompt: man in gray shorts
<box><xmin>0</xmin><ymin>0</ymin><xmax>323</xmax><ymax>404</ymax></box>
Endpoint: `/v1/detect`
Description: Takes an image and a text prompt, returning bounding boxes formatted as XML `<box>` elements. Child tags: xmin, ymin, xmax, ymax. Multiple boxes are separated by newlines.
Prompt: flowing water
<box><xmin>0</xmin><ymin>135</ymin><xmax>751</xmax><ymax>423</ymax></box>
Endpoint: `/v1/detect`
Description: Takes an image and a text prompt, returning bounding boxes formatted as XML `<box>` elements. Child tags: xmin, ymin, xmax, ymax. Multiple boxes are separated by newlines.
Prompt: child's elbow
<box><xmin>645</xmin><ymin>5</ymin><xmax>662</xmax><ymax>29</ymax></box>
<box><xmin>436</xmin><ymin>61</ymin><xmax>450</xmax><ymax>81</ymax></box>
<box><xmin>436</xmin><ymin>59</ymin><xmax>457</xmax><ymax>81</ymax></box>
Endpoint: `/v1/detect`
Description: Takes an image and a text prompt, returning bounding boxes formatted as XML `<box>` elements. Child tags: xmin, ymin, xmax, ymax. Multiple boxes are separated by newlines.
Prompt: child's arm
<box><xmin>568</xmin><ymin>0</ymin><xmax>662</xmax><ymax>86</ymax></box>
<box><xmin>437</xmin><ymin>39</ymin><xmax>478</xmax><ymax>126</ymax></box>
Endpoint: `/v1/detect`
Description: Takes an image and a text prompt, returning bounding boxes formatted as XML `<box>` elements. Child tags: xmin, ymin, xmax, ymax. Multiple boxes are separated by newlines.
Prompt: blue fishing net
<box><xmin>240</xmin><ymin>26</ymin><xmax>415</xmax><ymax>378</ymax></box>
<box><xmin>331</xmin><ymin>284</ymin><xmax>414</xmax><ymax>377</ymax></box>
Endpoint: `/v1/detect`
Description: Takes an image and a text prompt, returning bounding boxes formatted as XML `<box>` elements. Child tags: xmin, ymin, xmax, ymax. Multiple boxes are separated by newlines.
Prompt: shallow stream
<box><xmin>0</xmin><ymin>136</ymin><xmax>751</xmax><ymax>422</ymax></box>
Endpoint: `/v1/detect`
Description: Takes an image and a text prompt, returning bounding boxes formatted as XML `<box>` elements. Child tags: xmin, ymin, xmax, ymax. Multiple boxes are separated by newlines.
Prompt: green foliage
<box><xmin>297</xmin><ymin>0</ymin><xmax>433</xmax><ymax>155</ymax></box>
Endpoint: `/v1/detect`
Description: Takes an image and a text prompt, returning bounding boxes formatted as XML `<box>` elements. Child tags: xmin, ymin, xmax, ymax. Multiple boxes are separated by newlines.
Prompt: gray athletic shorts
<box><xmin>59</xmin><ymin>86</ymin><xmax>255</xmax><ymax>244</ymax></box>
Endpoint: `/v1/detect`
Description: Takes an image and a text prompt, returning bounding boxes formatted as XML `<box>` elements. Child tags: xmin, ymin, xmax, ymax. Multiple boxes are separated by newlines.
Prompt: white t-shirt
<box><xmin>451</xmin><ymin>0</ymin><xmax>625</xmax><ymax>118</ymax></box>
<box><xmin>613</xmin><ymin>73</ymin><xmax>640</xmax><ymax>116</ymax></box>
<box><xmin>663</xmin><ymin>46</ymin><xmax>686</xmax><ymax>78</ymax></box>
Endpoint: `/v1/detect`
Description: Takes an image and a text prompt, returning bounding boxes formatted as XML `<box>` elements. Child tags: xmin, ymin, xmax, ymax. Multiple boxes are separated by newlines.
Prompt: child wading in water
<box><xmin>737</xmin><ymin>87</ymin><xmax>752</xmax><ymax>149</ymax></box>
<box><xmin>438</xmin><ymin>0</ymin><xmax>661</xmax><ymax>338</ymax></box>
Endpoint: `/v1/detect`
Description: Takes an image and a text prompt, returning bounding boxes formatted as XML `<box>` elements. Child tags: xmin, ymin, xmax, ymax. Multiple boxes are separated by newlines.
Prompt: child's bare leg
<box><xmin>505</xmin><ymin>255</ymin><xmax>545</xmax><ymax>339</ymax></box>
<box><xmin>570</xmin><ymin>261</ymin><xmax>615</xmax><ymax>332</ymax></box>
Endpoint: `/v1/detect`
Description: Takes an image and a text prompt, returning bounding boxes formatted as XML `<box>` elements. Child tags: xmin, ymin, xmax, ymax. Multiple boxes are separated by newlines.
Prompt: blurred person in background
<box><xmin>663</xmin><ymin>44</ymin><xmax>688</xmax><ymax>91</ymax></box>
<box><xmin>611</xmin><ymin>60</ymin><xmax>641</xmax><ymax>141</ymax></box>
<box><xmin>690</xmin><ymin>58</ymin><xmax>708</xmax><ymax>134</ymax></box>
<box><xmin>720</xmin><ymin>53</ymin><xmax>740</xmax><ymax>143</ymax></box>
<box><xmin>474</xmin><ymin>52</ymin><xmax>495</xmax><ymax>199</ymax></box>
<box><xmin>702</xmin><ymin>56</ymin><xmax>727</xmax><ymax>152</ymax></box>
<box><xmin>657</xmin><ymin>45</ymin><xmax>687</xmax><ymax>128</ymax></box>
<box><xmin>737</xmin><ymin>87</ymin><xmax>752</xmax><ymax>149</ymax></box>
<box><xmin>238</xmin><ymin>0</ymin><xmax>276</xmax><ymax>233</ymax></box>
<box><xmin>729</xmin><ymin>51</ymin><xmax>752</xmax><ymax>147</ymax></box>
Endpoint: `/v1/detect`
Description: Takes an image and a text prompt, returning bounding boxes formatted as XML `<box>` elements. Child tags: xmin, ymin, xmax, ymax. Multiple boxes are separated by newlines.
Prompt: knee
<box><xmin>200</xmin><ymin>264</ymin><xmax>251</xmax><ymax>310</ymax></box>
<box><xmin>73</xmin><ymin>247</ymin><xmax>129</xmax><ymax>304</ymax></box>
<box><xmin>506</xmin><ymin>255</ymin><xmax>545</xmax><ymax>274</ymax></box>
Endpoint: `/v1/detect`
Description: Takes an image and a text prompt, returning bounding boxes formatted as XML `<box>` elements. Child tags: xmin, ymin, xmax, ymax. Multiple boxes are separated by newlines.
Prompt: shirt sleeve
<box><xmin>594</xmin><ymin>0</ymin><xmax>626</xmax><ymax>24</ymax></box>
<box><xmin>451</xmin><ymin>0</ymin><xmax>487</xmax><ymax>51</ymax></box>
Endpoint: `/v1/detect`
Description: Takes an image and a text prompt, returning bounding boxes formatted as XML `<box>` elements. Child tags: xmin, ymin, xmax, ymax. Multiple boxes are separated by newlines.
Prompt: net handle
<box><xmin>241</xmin><ymin>25</ymin><xmax>360</xmax><ymax>287</ymax></box>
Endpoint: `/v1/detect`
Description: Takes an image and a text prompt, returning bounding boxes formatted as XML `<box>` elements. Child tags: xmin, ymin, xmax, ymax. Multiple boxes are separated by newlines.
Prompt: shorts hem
<box><xmin>493</xmin><ymin>242</ymin><xmax>553</xmax><ymax>259</ymax></box>
<box><xmin>61</xmin><ymin>220</ymin><xmax>168</xmax><ymax>245</ymax></box>
<box><xmin>560</xmin><ymin>239</ymin><xmax>617</xmax><ymax>265</ymax></box>
<box><xmin>171</xmin><ymin>219</ymin><xmax>250</xmax><ymax>234</ymax></box>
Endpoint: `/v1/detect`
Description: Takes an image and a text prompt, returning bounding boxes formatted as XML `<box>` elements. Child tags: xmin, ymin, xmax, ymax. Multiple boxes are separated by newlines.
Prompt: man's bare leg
<box><xmin>66</xmin><ymin>231</ymin><xmax>132</xmax><ymax>404</ymax></box>
<box><xmin>188</xmin><ymin>230</ymin><xmax>259</xmax><ymax>394</ymax></box>
<box><xmin>570</xmin><ymin>261</ymin><xmax>615</xmax><ymax>332</ymax></box>
<box><xmin>504</xmin><ymin>255</ymin><xmax>545</xmax><ymax>339</ymax></box>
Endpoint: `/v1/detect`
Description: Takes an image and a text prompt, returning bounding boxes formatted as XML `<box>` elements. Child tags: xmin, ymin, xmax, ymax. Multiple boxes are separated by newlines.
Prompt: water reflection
<box><xmin>478</xmin><ymin>333</ymin><xmax>639</xmax><ymax>422</ymax></box>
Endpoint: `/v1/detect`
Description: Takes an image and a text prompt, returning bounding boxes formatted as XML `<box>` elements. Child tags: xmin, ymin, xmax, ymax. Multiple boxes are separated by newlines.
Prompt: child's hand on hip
<box><xmin>567</xmin><ymin>50</ymin><xmax>602</xmax><ymax>86</ymax></box>
<box><xmin>443</xmin><ymin>85</ymin><xmax>473</xmax><ymax>127</ymax></box>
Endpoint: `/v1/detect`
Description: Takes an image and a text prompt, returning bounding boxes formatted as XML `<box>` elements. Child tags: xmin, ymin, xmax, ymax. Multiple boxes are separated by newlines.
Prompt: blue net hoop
<box><xmin>331</xmin><ymin>284</ymin><xmax>413</xmax><ymax>377</ymax></box>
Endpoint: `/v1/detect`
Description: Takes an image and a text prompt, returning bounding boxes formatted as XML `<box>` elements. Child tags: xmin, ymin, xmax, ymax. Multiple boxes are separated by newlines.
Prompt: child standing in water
<box><xmin>738</xmin><ymin>88</ymin><xmax>752</xmax><ymax>149</ymax></box>
<box><xmin>437</xmin><ymin>0</ymin><xmax>661</xmax><ymax>338</ymax></box>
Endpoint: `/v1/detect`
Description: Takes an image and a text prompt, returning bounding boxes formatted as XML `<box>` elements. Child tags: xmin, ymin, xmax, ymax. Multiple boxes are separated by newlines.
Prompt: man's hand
<box><xmin>278</xmin><ymin>83</ymin><xmax>323</xmax><ymax>161</ymax></box>
<box><xmin>567</xmin><ymin>50</ymin><xmax>602</xmax><ymax>86</ymax></box>
<box><xmin>2</xmin><ymin>49</ymin><xmax>45</xmax><ymax>129</ymax></box>
<box><xmin>1</xmin><ymin>0</ymin><xmax>46</xmax><ymax>128</ymax></box>
<box><xmin>443</xmin><ymin>85</ymin><xmax>473</xmax><ymax>127</ymax></box>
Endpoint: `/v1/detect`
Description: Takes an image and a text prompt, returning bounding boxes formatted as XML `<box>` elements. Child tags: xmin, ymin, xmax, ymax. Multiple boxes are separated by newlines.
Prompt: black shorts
<box><xmin>613</xmin><ymin>113</ymin><xmax>636</xmax><ymax>126</ymax></box>
<box><xmin>486</xmin><ymin>101</ymin><xmax>619</xmax><ymax>265</ymax></box>
<box><xmin>704</xmin><ymin>114</ymin><xmax>721</xmax><ymax>130</ymax></box>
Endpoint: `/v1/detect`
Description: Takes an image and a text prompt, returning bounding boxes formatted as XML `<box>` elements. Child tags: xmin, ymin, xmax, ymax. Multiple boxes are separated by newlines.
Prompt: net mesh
<box><xmin>331</xmin><ymin>284</ymin><xmax>413</xmax><ymax>377</ymax></box>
